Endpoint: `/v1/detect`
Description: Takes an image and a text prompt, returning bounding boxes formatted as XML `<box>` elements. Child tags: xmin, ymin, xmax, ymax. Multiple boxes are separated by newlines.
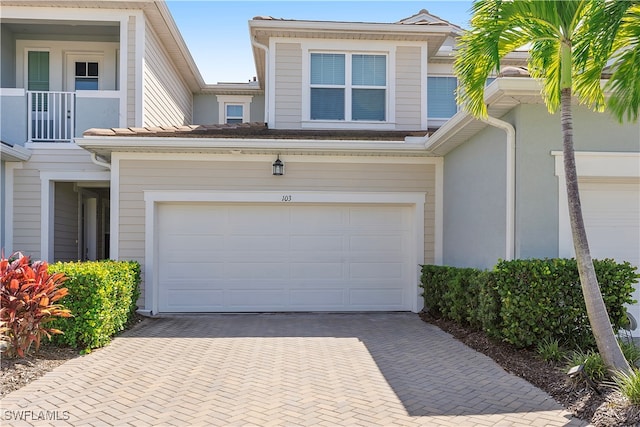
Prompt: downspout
<box><xmin>482</xmin><ymin>116</ymin><xmax>516</xmax><ymax>261</ymax></box>
<box><xmin>90</xmin><ymin>153</ymin><xmax>111</xmax><ymax>170</ymax></box>
<box><xmin>251</xmin><ymin>37</ymin><xmax>269</xmax><ymax>125</ymax></box>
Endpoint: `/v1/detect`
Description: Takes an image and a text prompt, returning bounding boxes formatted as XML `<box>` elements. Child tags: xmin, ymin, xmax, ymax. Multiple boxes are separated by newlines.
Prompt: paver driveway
<box><xmin>1</xmin><ymin>313</ymin><xmax>584</xmax><ymax>426</ymax></box>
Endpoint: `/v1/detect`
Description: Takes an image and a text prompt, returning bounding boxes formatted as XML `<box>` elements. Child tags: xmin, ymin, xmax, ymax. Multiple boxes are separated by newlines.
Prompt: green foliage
<box><xmin>48</xmin><ymin>260</ymin><xmax>140</xmax><ymax>350</ymax></box>
<box><xmin>536</xmin><ymin>338</ymin><xmax>566</xmax><ymax>363</ymax></box>
<box><xmin>0</xmin><ymin>253</ymin><xmax>72</xmax><ymax>358</ymax></box>
<box><xmin>619</xmin><ymin>340</ymin><xmax>640</xmax><ymax>367</ymax></box>
<box><xmin>614</xmin><ymin>369</ymin><xmax>640</xmax><ymax>405</ymax></box>
<box><xmin>492</xmin><ymin>258</ymin><xmax>637</xmax><ymax>349</ymax></box>
<box><xmin>566</xmin><ymin>349</ymin><xmax>607</xmax><ymax>384</ymax></box>
<box><xmin>420</xmin><ymin>265</ymin><xmax>485</xmax><ymax>329</ymax></box>
<box><xmin>420</xmin><ymin>258</ymin><xmax>638</xmax><ymax>351</ymax></box>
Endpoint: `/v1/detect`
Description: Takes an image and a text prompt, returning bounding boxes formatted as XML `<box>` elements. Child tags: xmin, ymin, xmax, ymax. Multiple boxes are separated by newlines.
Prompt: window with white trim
<box><xmin>310</xmin><ymin>52</ymin><xmax>387</xmax><ymax>122</ymax></box>
<box><xmin>216</xmin><ymin>95</ymin><xmax>253</xmax><ymax>124</ymax></box>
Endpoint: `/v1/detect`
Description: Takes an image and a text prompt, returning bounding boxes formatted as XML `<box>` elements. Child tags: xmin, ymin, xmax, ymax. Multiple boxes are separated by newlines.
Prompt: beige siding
<box><xmin>54</xmin><ymin>182</ymin><xmax>78</xmax><ymax>262</ymax></box>
<box><xmin>12</xmin><ymin>147</ymin><xmax>107</xmax><ymax>260</ymax></box>
<box><xmin>117</xmin><ymin>158</ymin><xmax>437</xmax><ymax>306</ymax></box>
<box><xmin>143</xmin><ymin>19</ymin><xmax>192</xmax><ymax>126</ymax></box>
<box><xmin>127</xmin><ymin>15</ymin><xmax>136</xmax><ymax>127</ymax></box>
<box><xmin>396</xmin><ymin>46</ymin><xmax>423</xmax><ymax>130</ymax></box>
<box><xmin>274</xmin><ymin>43</ymin><xmax>302</xmax><ymax>129</ymax></box>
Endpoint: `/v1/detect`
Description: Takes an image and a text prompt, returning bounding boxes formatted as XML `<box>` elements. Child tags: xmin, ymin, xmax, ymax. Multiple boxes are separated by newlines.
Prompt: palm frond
<box><xmin>605</xmin><ymin>4</ymin><xmax>640</xmax><ymax>122</ymax></box>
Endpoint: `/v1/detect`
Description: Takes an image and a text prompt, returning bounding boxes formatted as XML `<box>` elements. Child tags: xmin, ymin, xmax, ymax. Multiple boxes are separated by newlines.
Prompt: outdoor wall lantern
<box><xmin>272</xmin><ymin>155</ymin><xmax>284</xmax><ymax>176</ymax></box>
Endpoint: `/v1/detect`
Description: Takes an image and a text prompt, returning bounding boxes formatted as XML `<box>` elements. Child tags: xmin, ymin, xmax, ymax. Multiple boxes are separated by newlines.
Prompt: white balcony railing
<box><xmin>27</xmin><ymin>91</ymin><xmax>75</xmax><ymax>142</ymax></box>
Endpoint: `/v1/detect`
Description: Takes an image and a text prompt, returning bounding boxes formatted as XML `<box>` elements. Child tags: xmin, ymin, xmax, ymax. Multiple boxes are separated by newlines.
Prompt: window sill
<box><xmin>301</xmin><ymin>120</ymin><xmax>396</xmax><ymax>130</ymax></box>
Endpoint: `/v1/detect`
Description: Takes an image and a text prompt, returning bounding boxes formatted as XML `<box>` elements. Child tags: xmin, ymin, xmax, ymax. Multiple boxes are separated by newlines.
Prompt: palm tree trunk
<box><xmin>561</xmin><ymin>88</ymin><xmax>631</xmax><ymax>374</ymax></box>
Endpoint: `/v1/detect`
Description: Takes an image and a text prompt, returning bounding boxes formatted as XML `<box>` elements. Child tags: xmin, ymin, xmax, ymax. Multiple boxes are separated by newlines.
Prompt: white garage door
<box><xmin>581</xmin><ymin>180</ymin><xmax>640</xmax><ymax>318</ymax></box>
<box><xmin>157</xmin><ymin>203</ymin><xmax>415</xmax><ymax>312</ymax></box>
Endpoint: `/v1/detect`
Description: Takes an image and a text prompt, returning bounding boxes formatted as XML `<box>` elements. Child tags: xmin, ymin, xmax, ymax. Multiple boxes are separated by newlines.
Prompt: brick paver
<box><xmin>1</xmin><ymin>313</ymin><xmax>585</xmax><ymax>426</ymax></box>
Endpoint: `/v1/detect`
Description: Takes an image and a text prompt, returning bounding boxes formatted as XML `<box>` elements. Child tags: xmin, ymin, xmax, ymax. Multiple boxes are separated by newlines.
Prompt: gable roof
<box><xmin>249</xmin><ymin>11</ymin><xmax>462</xmax><ymax>89</ymax></box>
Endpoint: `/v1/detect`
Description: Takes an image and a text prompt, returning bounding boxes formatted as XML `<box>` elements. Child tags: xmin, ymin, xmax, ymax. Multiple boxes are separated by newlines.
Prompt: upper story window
<box><xmin>310</xmin><ymin>52</ymin><xmax>387</xmax><ymax>122</ymax></box>
<box><xmin>225</xmin><ymin>105</ymin><xmax>244</xmax><ymax>124</ymax></box>
<box><xmin>75</xmin><ymin>62</ymin><xmax>99</xmax><ymax>90</ymax></box>
<box><xmin>427</xmin><ymin>76</ymin><xmax>458</xmax><ymax>120</ymax></box>
<box><xmin>216</xmin><ymin>95</ymin><xmax>253</xmax><ymax>124</ymax></box>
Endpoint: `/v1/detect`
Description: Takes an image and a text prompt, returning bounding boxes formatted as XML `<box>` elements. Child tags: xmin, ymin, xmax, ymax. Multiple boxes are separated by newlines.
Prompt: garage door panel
<box><xmin>157</xmin><ymin>202</ymin><xmax>414</xmax><ymax>312</ymax></box>
<box><xmin>350</xmin><ymin>263</ymin><xmax>405</xmax><ymax>279</ymax></box>
<box><xmin>290</xmin><ymin>289</ymin><xmax>345</xmax><ymax>306</ymax></box>
<box><xmin>162</xmin><ymin>262</ymin><xmax>228</xmax><ymax>280</ymax></box>
<box><xmin>349</xmin><ymin>289</ymin><xmax>404</xmax><ymax>306</ymax></box>
<box><xmin>227</xmin><ymin>289</ymin><xmax>287</xmax><ymax>307</ymax></box>
<box><xmin>225</xmin><ymin>262</ymin><xmax>289</xmax><ymax>279</ymax></box>
<box><xmin>165</xmin><ymin>289</ymin><xmax>224</xmax><ymax>310</ymax></box>
<box><xmin>290</xmin><ymin>263</ymin><xmax>345</xmax><ymax>279</ymax></box>
<box><xmin>290</xmin><ymin>235</ymin><xmax>344</xmax><ymax>251</ymax></box>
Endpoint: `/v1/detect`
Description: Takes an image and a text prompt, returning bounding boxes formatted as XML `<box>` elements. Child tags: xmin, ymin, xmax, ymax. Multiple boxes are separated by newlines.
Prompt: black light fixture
<box><xmin>272</xmin><ymin>154</ymin><xmax>284</xmax><ymax>176</ymax></box>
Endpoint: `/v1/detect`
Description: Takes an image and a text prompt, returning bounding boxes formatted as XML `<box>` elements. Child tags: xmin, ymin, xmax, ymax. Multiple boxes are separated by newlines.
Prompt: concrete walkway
<box><xmin>1</xmin><ymin>313</ymin><xmax>584</xmax><ymax>426</ymax></box>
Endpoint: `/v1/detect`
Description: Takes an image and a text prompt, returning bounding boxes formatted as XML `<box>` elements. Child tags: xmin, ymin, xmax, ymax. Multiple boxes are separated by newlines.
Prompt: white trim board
<box><xmin>143</xmin><ymin>191</ymin><xmax>426</xmax><ymax>315</ymax></box>
<box><xmin>39</xmin><ymin>171</ymin><xmax>111</xmax><ymax>261</ymax></box>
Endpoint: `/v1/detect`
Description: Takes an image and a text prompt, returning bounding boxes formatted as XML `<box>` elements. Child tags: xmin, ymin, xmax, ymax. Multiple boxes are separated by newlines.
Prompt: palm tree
<box><xmin>454</xmin><ymin>0</ymin><xmax>639</xmax><ymax>373</ymax></box>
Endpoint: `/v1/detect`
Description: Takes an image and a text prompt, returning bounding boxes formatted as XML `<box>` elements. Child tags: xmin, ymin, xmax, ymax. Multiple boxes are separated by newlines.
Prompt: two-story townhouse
<box><xmin>2</xmin><ymin>2</ymin><xmax>638</xmax><ymax>320</ymax></box>
<box><xmin>0</xmin><ymin>1</ymin><xmax>263</xmax><ymax>262</ymax></box>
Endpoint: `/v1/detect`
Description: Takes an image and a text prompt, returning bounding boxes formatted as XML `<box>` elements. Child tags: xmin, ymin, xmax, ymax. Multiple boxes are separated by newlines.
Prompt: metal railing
<box><xmin>27</xmin><ymin>91</ymin><xmax>75</xmax><ymax>142</ymax></box>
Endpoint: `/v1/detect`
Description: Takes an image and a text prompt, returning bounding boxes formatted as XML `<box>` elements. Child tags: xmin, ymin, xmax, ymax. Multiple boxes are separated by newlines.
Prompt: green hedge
<box><xmin>49</xmin><ymin>260</ymin><xmax>140</xmax><ymax>350</ymax></box>
<box><xmin>421</xmin><ymin>258</ymin><xmax>638</xmax><ymax>350</ymax></box>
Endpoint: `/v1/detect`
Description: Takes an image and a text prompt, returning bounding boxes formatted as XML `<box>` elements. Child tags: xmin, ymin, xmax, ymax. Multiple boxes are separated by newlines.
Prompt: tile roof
<box><xmin>83</xmin><ymin>122</ymin><xmax>431</xmax><ymax>141</ymax></box>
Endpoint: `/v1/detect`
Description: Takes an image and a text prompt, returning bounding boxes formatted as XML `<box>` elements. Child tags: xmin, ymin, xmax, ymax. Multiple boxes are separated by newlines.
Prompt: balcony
<box><xmin>1</xmin><ymin>89</ymin><xmax>122</xmax><ymax>145</ymax></box>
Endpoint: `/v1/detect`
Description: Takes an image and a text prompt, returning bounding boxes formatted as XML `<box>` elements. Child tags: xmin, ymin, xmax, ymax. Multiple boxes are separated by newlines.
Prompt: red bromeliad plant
<box><xmin>0</xmin><ymin>253</ymin><xmax>72</xmax><ymax>357</ymax></box>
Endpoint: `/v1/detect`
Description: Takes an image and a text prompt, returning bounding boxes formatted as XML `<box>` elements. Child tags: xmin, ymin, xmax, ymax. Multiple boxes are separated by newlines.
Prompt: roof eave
<box><xmin>1</xmin><ymin>143</ymin><xmax>32</xmax><ymax>162</ymax></box>
<box><xmin>76</xmin><ymin>137</ymin><xmax>432</xmax><ymax>161</ymax></box>
<box><xmin>425</xmin><ymin>78</ymin><xmax>544</xmax><ymax>155</ymax></box>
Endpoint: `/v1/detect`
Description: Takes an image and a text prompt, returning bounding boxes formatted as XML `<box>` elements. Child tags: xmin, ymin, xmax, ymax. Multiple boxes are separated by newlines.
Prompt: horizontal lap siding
<box><xmin>12</xmin><ymin>147</ymin><xmax>105</xmax><ymax>260</ymax></box>
<box><xmin>274</xmin><ymin>43</ymin><xmax>302</xmax><ymax>129</ymax></box>
<box><xmin>117</xmin><ymin>159</ymin><xmax>437</xmax><ymax>306</ymax></box>
<box><xmin>396</xmin><ymin>46</ymin><xmax>422</xmax><ymax>130</ymax></box>
<box><xmin>143</xmin><ymin>20</ymin><xmax>192</xmax><ymax>126</ymax></box>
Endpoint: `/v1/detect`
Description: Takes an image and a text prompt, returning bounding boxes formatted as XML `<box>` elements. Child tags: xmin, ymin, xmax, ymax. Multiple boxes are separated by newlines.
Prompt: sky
<box><xmin>166</xmin><ymin>1</ymin><xmax>474</xmax><ymax>84</ymax></box>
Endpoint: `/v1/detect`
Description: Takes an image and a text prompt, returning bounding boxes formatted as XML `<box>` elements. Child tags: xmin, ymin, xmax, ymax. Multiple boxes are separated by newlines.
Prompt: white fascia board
<box><xmin>249</xmin><ymin>19</ymin><xmax>458</xmax><ymax>35</ymax></box>
<box><xmin>76</xmin><ymin>137</ymin><xmax>432</xmax><ymax>155</ymax></box>
<box><xmin>0</xmin><ymin>144</ymin><xmax>31</xmax><ymax>162</ymax></box>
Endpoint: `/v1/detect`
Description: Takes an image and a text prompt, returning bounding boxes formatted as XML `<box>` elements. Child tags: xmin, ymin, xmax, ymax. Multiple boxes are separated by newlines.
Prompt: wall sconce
<box><xmin>272</xmin><ymin>155</ymin><xmax>284</xmax><ymax>176</ymax></box>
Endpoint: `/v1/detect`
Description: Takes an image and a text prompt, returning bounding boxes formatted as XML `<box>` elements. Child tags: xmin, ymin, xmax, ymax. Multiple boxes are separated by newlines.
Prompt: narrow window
<box><xmin>427</xmin><ymin>76</ymin><xmax>458</xmax><ymax>119</ymax></box>
<box><xmin>310</xmin><ymin>53</ymin><xmax>345</xmax><ymax>120</ymax></box>
<box><xmin>75</xmin><ymin>62</ymin><xmax>99</xmax><ymax>90</ymax></box>
<box><xmin>226</xmin><ymin>104</ymin><xmax>244</xmax><ymax>124</ymax></box>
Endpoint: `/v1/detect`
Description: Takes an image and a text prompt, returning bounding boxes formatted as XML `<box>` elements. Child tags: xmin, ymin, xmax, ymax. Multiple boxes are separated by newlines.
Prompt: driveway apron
<box><xmin>1</xmin><ymin>313</ymin><xmax>585</xmax><ymax>426</ymax></box>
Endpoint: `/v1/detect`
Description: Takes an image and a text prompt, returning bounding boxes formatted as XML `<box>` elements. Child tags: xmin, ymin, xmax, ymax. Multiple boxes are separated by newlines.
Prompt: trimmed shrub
<box><xmin>492</xmin><ymin>258</ymin><xmax>637</xmax><ymax>349</ymax></box>
<box><xmin>49</xmin><ymin>260</ymin><xmax>140</xmax><ymax>350</ymax></box>
<box><xmin>421</xmin><ymin>258</ymin><xmax>638</xmax><ymax>351</ymax></box>
<box><xmin>0</xmin><ymin>253</ymin><xmax>72</xmax><ymax>357</ymax></box>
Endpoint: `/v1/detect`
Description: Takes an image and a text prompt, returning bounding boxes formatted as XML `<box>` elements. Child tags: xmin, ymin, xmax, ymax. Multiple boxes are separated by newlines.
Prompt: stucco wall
<box><xmin>513</xmin><ymin>104</ymin><xmax>640</xmax><ymax>260</ymax></box>
<box><xmin>442</xmin><ymin>122</ymin><xmax>509</xmax><ymax>268</ymax></box>
<box><xmin>75</xmin><ymin>97</ymin><xmax>120</xmax><ymax>136</ymax></box>
<box><xmin>193</xmin><ymin>93</ymin><xmax>265</xmax><ymax>125</ymax></box>
<box><xmin>0</xmin><ymin>92</ymin><xmax>27</xmax><ymax>146</ymax></box>
<box><xmin>1</xmin><ymin>25</ymin><xmax>16</xmax><ymax>88</ymax></box>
